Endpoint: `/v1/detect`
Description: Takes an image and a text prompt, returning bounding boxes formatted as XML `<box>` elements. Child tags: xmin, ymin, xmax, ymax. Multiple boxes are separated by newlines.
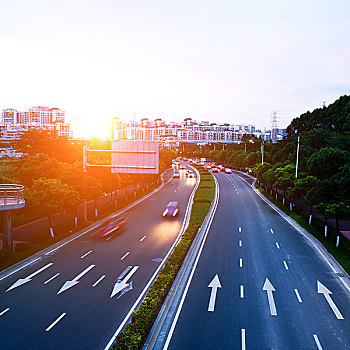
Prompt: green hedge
<box><xmin>112</xmin><ymin>165</ymin><xmax>215</xmax><ymax>349</ymax></box>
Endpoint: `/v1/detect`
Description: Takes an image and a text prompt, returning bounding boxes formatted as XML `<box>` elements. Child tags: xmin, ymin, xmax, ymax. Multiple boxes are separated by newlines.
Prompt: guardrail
<box><xmin>0</xmin><ymin>184</ymin><xmax>25</xmax><ymax>208</ymax></box>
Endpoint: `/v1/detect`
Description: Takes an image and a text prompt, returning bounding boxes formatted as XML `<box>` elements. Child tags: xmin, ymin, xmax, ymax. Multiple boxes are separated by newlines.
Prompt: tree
<box><xmin>25</xmin><ymin>178</ymin><xmax>81</xmax><ymax>238</ymax></box>
<box><xmin>307</xmin><ymin>147</ymin><xmax>350</xmax><ymax>180</ymax></box>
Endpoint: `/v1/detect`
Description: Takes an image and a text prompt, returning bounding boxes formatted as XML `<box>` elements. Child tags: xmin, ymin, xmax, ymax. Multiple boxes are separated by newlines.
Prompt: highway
<box><xmin>0</xmin><ymin>165</ymin><xmax>197</xmax><ymax>350</ymax></box>
<box><xmin>163</xmin><ymin>170</ymin><xmax>350</xmax><ymax>349</ymax></box>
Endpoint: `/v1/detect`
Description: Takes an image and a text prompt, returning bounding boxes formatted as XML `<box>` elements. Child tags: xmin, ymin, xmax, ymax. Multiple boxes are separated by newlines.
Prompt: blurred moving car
<box><xmin>163</xmin><ymin>201</ymin><xmax>179</xmax><ymax>217</ymax></box>
<box><xmin>173</xmin><ymin>172</ymin><xmax>180</xmax><ymax>178</ymax></box>
<box><xmin>212</xmin><ymin>168</ymin><xmax>219</xmax><ymax>173</ymax></box>
<box><xmin>92</xmin><ymin>216</ymin><xmax>128</xmax><ymax>239</ymax></box>
<box><xmin>186</xmin><ymin>170</ymin><xmax>195</xmax><ymax>178</ymax></box>
<box><xmin>225</xmin><ymin>168</ymin><xmax>232</xmax><ymax>174</ymax></box>
<box><xmin>179</xmin><ymin>165</ymin><xmax>186</xmax><ymax>169</ymax></box>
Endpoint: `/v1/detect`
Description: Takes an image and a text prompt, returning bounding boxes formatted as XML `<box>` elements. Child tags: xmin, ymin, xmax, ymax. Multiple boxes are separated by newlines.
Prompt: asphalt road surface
<box><xmin>0</xmin><ymin>164</ymin><xmax>196</xmax><ymax>350</ymax></box>
<box><xmin>165</xmin><ymin>170</ymin><xmax>350</xmax><ymax>350</ymax></box>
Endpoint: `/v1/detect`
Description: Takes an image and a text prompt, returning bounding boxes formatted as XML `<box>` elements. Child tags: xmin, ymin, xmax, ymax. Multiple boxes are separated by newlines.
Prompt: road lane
<box><xmin>0</xmin><ymin>164</ymin><xmax>197</xmax><ymax>350</ymax></box>
<box><xmin>165</xmin><ymin>170</ymin><xmax>350</xmax><ymax>350</ymax></box>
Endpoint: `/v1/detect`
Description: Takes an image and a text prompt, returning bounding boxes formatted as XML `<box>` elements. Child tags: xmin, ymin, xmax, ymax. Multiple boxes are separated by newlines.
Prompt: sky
<box><xmin>1</xmin><ymin>0</ymin><xmax>349</xmax><ymax>138</ymax></box>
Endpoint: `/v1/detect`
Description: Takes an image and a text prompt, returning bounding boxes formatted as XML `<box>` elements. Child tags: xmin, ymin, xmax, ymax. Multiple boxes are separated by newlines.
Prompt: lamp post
<box><xmin>261</xmin><ymin>140</ymin><xmax>264</xmax><ymax>165</ymax></box>
<box><xmin>295</xmin><ymin>136</ymin><xmax>300</xmax><ymax>178</ymax></box>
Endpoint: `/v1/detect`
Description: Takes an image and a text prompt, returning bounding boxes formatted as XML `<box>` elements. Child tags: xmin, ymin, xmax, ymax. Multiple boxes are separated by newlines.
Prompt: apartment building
<box><xmin>111</xmin><ymin>117</ymin><xmax>276</xmax><ymax>143</ymax></box>
<box><xmin>1</xmin><ymin>106</ymin><xmax>71</xmax><ymax>138</ymax></box>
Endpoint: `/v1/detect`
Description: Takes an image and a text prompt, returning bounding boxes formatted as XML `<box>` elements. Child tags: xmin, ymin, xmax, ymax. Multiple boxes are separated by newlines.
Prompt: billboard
<box><xmin>111</xmin><ymin>141</ymin><xmax>159</xmax><ymax>174</ymax></box>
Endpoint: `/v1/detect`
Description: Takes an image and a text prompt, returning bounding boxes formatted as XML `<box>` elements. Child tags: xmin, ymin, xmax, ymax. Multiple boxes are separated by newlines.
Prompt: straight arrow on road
<box><xmin>263</xmin><ymin>278</ymin><xmax>277</xmax><ymax>316</ymax></box>
<box><xmin>317</xmin><ymin>280</ymin><xmax>344</xmax><ymax>320</ymax></box>
<box><xmin>6</xmin><ymin>263</ymin><xmax>54</xmax><ymax>292</ymax></box>
<box><xmin>57</xmin><ymin>265</ymin><xmax>95</xmax><ymax>295</ymax></box>
<box><xmin>208</xmin><ymin>274</ymin><xmax>222</xmax><ymax>312</ymax></box>
<box><xmin>110</xmin><ymin>266</ymin><xmax>139</xmax><ymax>299</ymax></box>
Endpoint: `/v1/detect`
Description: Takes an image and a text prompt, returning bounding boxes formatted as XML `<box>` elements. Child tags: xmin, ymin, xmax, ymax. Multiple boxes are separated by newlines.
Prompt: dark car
<box><xmin>163</xmin><ymin>201</ymin><xmax>179</xmax><ymax>217</ymax></box>
<box><xmin>186</xmin><ymin>170</ymin><xmax>195</xmax><ymax>178</ymax></box>
<box><xmin>92</xmin><ymin>216</ymin><xmax>128</xmax><ymax>239</ymax></box>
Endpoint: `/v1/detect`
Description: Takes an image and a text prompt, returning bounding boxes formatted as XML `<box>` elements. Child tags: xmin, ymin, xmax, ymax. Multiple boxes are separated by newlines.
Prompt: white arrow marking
<box><xmin>57</xmin><ymin>265</ymin><xmax>95</xmax><ymax>295</ymax></box>
<box><xmin>6</xmin><ymin>263</ymin><xmax>53</xmax><ymax>292</ymax></box>
<box><xmin>263</xmin><ymin>278</ymin><xmax>277</xmax><ymax>316</ymax></box>
<box><xmin>317</xmin><ymin>281</ymin><xmax>344</xmax><ymax>319</ymax></box>
<box><xmin>110</xmin><ymin>266</ymin><xmax>139</xmax><ymax>298</ymax></box>
<box><xmin>208</xmin><ymin>274</ymin><xmax>222</xmax><ymax>312</ymax></box>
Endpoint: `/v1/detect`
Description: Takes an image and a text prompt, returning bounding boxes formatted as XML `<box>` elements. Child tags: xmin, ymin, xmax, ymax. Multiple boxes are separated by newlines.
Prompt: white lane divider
<box><xmin>44</xmin><ymin>273</ymin><xmax>60</xmax><ymax>284</ymax></box>
<box><xmin>6</xmin><ymin>262</ymin><xmax>54</xmax><ymax>292</ymax></box>
<box><xmin>140</xmin><ymin>236</ymin><xmax>147</xmax><ymax>242</ymax></box>
<box><xmin>294</xmin><ymin>289</ymin><xmax>303</xmax><ymax>303</ymax></box>
<box><xmin>81</xmin><ymin>250</ymin><xmax>92</xmax><ymax>259</ymax></box>
<box><xmin>0</xmin><ymin>308</ymin><xmax>10</xmax><ymax>316</ymax></box>
<box><xmin>241</xmin><ymin>329</ymin><xmax>246</xmax><ymax>350</ymax></box>
<box><xmin>120</xmin><ymin>252</ymin><xmax>130</xmax><ymax>260</ymax></box>
<box><xmin>239</xmin><ymin>240</ymin><xmax>242</xmax><ymax>247</ymax></box>
<box><xmin>240</xmin><ymin>285</ymin><xmax>244</xmax><ymax>298</ymax></box>
<box><xmin>239</xmin><ymin>258</ymin><xmax>243</xmax><ymax>268</ymax></box>
<box><xmin>313</xmin><ymin>334</ymin><xmax>323</xmax><ymax>350</ymax></box>
<box><xmin>45</xmin><ymin>313</ymin><xmax>67</xmax><ymax>332</ymax></box>
<box><xmin>283</xmin><ymin>261</ymin><xmax>289</xmax><ymax>270</ymax></box>
<box><xmin>270</xmin><ymin>229</ymin><xmax>274</xmax><ymax>234</ymax></box>
<box><xmin>92</xmin><ymin>275</ymin><xmax>105</xmax><ymax>287</ymax></box>
<box><xmin>238</xmin><ymin>227</ymin><xmax>242</xmax><ymax>232</ymax></box>
<box><xmin>275</xmin><ymin>242</ymin><xmax>280</xmax><ymax>249</ymax></box>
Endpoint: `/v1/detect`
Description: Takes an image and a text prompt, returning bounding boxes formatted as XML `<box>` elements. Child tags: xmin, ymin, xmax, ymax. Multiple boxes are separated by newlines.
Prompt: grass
<box><xmin>256</xmin><ymin>185</ymin><xmax>350</xmax><ymax>275</ymax></box>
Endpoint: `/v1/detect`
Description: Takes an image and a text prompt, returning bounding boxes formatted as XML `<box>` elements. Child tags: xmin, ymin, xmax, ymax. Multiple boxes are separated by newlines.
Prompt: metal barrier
<box><xmin>0</xmin><ymin>184</ymin><xmax>25</xmax><ymax>209</ymax></box>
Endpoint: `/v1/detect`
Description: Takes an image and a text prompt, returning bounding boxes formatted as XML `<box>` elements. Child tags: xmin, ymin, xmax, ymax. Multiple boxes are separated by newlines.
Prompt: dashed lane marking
<box><xmin>294</xmin><ymin>289</ymin><xmax>302</xmax><ymax>303</ymax></box>
<box><xmin>45</xmin><ymin>313</ymin><xmax>67</xmax><ymax>332</ymax></box>
<box><xmin>120</xmin><ymin>252</ymin><xmax>130</xmax><ymax>260</ymax></box>
<box><xmin>240</xmin><ymin>285</ymin><xmax>244</xmax><ymax>298</ymax></box>
<box><xmin>276</xmin><ymin>242</ymin><xmax>280</xmax><ymax>249</ymax></box>
<box><xmin>81</xmin><ymin>250</ymin><xmax>92</xmax><ymax>259</ymax></box>
<box><xmin>283</xmin><ymin>261</ymin><xmax>289</xmax><ymax>270</ymax></box>
<box><xmin>92</xmin><ymin>275</ymin><xmax>105</xmax><ymax>287</ymax></box>
<box><xmin>44</xmin><ymin>273</ymin><xmax>60</xmax><ymax>284</ymax></box>
<box><xmin>140</xmin><ymin>236</ymin><xmax>147</xmax><ymax>242</ymax></box>
<box><xmin>0</xmin><ymin>308</ymin><xmax>10</xmax><ymax>316</ymax></box>
<box><xmin>313</xmin><ymin>334</ymin><xmax>323</xmax><ymax>350</ymax></box>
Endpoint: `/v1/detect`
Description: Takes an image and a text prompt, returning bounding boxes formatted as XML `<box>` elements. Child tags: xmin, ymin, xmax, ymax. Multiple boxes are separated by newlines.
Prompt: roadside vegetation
<box><xmin>112</xmin><ymin>165</ymin><xmax>215</xmax><ymax>349</ymax></box>
<box><xmin>0</xmin><ymin>131</ymin><xmax>175</xmax><ymax>268</ymax></box>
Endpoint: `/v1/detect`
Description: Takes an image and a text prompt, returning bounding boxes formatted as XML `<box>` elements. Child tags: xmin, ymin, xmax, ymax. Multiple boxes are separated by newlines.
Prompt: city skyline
<box><xmin>1</xmin><ymin>0</ymin><xmax>349</xmax><ymax>138</ymax></box>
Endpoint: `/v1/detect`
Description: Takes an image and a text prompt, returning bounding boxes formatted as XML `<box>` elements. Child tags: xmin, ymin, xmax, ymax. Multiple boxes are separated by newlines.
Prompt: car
<box><xmin>212</xmin><ymin>168</ymin><xmax>219</xmax><ymax>173</ymax></box>
<box><xmin>173</xmin><ymin>172</ymin><xmax>180</xmax><ymax>178</ymax></box>
<box><xmin>179</xmin><ymin>165</ymin><xmax>186</xmax><ymax>169</ymax></box>
<box><xmin>225</xmin><ymin>168</ymin><xmax>232</xmax><ymax>174</ymax></box>
<box><xmin>92</xmin><ymin>216</ymin><xmax>127</xmax><ymax>239</ymax></box>
<box><xmin>163</xmin><ymin>201</ymin><xmax>179</xmax><ymax>217</ymax></box>
<box><xmin>186</xmin><ymin>170</ymin><xmax>195</xmax><ymax>178</ymax></box>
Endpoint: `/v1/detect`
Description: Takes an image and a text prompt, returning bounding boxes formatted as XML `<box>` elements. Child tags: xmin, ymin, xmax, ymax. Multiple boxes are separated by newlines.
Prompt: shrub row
<box><xmin>112</xmin><ymin>166</ymin><xmax>215</xmax><ymax>349</ymax></box>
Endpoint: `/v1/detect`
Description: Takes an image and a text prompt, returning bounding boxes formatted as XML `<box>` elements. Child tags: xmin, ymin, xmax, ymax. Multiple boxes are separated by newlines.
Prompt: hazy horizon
<box><xmin>1</xmin><ymin>0</ymin><xmax>349</xmax><ymax>138</ymax></box>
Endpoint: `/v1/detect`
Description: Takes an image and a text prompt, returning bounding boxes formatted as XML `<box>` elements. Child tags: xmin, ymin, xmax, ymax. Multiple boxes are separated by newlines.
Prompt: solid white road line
<box><xmin>241</xmin><ymin>329</ymin><xmax>246</xmax><ymax>350</ymax></box>
<box><xmin>283</xmin><ymin>261</ymin><xmax>289</xmax><ymax>270</ymax></box>
<box><xmin>0</xmin><ymin>308</ymin><xmax>10</xmax><ymax>316</ymax></box>
<box><xmin>239</xmin><ymin>258</ymin><xmax>243</xmax><ymax>268</ymax></box>
<box><xmin>270</xmin><ymin>228</ymin><xmax>274</xmax><ymax>234</ymax></box>
<box><xmin>240</xmin><ymin>285</ymin><xmax>244</xmax><ymax>298</ymax></box>
<box><xmin>120</xmin><ymin>252</ymin><xmax>130</xmax><ymax>260</ymax></box>
<box><xmin>294</xmin><ymin>289</ymin><xmax>303</xmax><ymax>303</ymax></box>
<box><xmin>92</xmin><ymin>275</ymin><xmax>106</xmax><ymax>287</ymax></box>
<box><xmin>80</xmin><ymin>250</ymin><xmax>92</xmax><ymax>259</ymax></box>
<box><xmin>239</xmin><ymin>240</ymin><xmax>242</xmax><ymax>247</ymax></box>
<box><xmin>140</xmin><ymin>236</ymin><xmax>147</xmax><ymax>242</ymax></box>
<box><xmin>313</xmin><ymin>334</ymin><xmax>323</xmax><ymax>350</ymax></box>
<box><xmin>45</xmin><ymin>313</ymin><xmax>67</xmax><ymax>332</ymax></box>
<box><xmin>239</xmin><ymin>227</ymin><xmax>242</xmax><ymax>232</ymax></box>
<box><xmin>44</xmin><ymin>273</ymin><xmax>60</xmax><ymax>284</ymax></box>
<box><xmin>276</xmin><ymin>242</ymin><xmax>280</xmax><ymax>249</ymax></box>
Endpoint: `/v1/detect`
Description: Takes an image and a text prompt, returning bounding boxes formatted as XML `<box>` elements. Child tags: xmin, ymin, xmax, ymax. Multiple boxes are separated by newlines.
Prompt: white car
<box><xmin>225</xmin><ymin>168</ymin><xmax>232</xmax><ymax>174</ymax></box>
<box><xmin>173</xmin><ymin>172</ymin><xmax>180</xmax><ymax>178</ymax></box>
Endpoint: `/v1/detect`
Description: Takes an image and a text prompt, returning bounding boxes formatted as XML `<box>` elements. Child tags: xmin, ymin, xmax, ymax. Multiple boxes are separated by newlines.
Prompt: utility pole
<box><xmin>261</xmin><ymin>140</ymin><xmax>264</xmax><ymax>165</ymax></box>
<box><xmin>295</xmin><ymin>136</ymin><xmax>300</xmax><ymax>178</ymax></box>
